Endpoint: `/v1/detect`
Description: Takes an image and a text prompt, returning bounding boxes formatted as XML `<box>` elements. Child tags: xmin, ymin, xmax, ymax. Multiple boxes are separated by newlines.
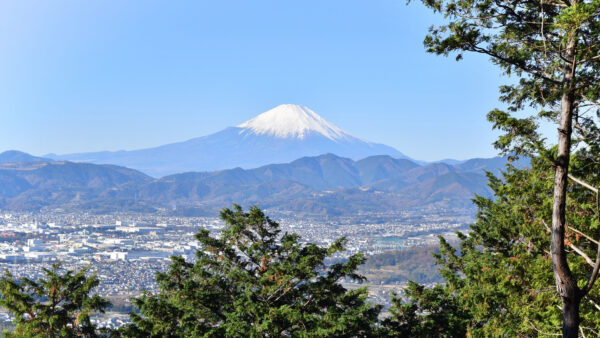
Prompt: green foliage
<box><xmin>388</xmin><ymin>157</ymin><xmax>600</xmax><ymax>335</ymax></box>
<box><xmin>122</xmin><ymin>205</ymin><xmax>382</xmax><ymax>337</ymax></box>
<box><xmin>0</xmin><ymin>323</ymin><xmax>14</xmax><ymax>336</ymax></box>
<box><xmin>0</xmin><ymin>264</ymin><xmax>110</xmax><ymax>338</ymax></box>
<box><xmin>419</xmin><ymin>0</ymin><xmax>600</xmax><ymax>333</ymax></box>
<box><xmin>382</xmin><ymin>281</ymin><xmax>469</xmax><ymax>337</ymax></box>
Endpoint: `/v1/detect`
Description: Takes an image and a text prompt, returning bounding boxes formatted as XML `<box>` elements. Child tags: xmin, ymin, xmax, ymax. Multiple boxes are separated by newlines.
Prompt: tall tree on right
<box><xmin>419</xmin><ymin>0</ymin><xmax>600</xmax><ymax>335</ymax></box>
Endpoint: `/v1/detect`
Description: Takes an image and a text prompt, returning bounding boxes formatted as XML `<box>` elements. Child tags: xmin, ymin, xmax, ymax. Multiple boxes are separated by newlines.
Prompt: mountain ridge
<box><xmin>0</xmin><ymin>150</ymin><xmax>51</xmax><ymax>163</ymax></box>
<box><xmin>46</xmin><ymin>104</ymin><xmax>410</xmax><ymax>177</ymax></box>
<box><xmin>0</xmin><ymin>153</ymin><xmax>527</xmax><ymax>215</ymax></box>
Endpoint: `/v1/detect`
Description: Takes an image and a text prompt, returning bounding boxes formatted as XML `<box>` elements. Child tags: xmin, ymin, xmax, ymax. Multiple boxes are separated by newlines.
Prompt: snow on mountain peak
<box><xmin>237</xmin><ymin>104</ymin><xmax>349</xmax><ymax>140</ymax></box>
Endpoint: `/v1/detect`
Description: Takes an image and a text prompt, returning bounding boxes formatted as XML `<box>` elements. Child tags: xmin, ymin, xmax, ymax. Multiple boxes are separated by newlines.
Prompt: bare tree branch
<box><xmin>580</xmin><ymin>325</ymin><xmax>587</xmax><ymax>338</ymax></box>
<box><xmin>567</xmin><ymin>174</ymin><xmax>598</xmax><ymax>193</ymax></box>
<box><xmin>574</xmin><ymin>123</ymin><xmax>600</xmax><ymax>139</ymax></box>
<box><xmin>581</xmin><ymin>188</ymin><xmax>600</xmax><ymax>295</ymax></box>
<box><xmin>584</xmin><ymin>296</ymin><xmax>600</xmax><ymax>311</ymax></box>
<box><xmin>567</xmin><ymin>225</ymin><xmax>599</xmax><ymax>246</ymax></box>
<box><xmin>568</xmin><ymin>243</ymin><xmax>594</xmax><ymax>266</ymax></box>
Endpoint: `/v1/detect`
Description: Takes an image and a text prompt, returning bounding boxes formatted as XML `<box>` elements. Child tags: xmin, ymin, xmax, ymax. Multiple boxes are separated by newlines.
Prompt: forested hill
<box><xmin>0</xmin><ymin>153</ymin><xmax>527</xmax><ymax>215</ymax></box>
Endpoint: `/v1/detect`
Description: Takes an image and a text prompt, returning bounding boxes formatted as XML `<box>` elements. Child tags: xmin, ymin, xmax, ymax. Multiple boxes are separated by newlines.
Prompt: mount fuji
<box><xmin>49</xmin><ymin>104</ymin><xmax>409</xmax><ymax>177</ymax></box>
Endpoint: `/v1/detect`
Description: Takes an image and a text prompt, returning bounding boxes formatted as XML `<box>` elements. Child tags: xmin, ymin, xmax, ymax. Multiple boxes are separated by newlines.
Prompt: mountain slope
<box><xmin>238</xmin><ymin>104</ymin><xmax>348</xmax><ymax>140</ymax></box>
<box><xmin>0</xmin><ymin>154</ymin><xmax>522</xmax><ymax>215</ymax></box>
<box><xmin>0</xmin><ymin>150</ymin><xmax>51</xmax><ymax>163</ymax></box>
<box><xmin>133</xmin><ymin>154</ymin><xmax>516</xmax><ymax>214</ymax></box>
<box><xmin>48</xmin><ymin>104</ymin><xmax>408</xmax><ymax>177</ymax></box>
<box><xmin>0</xmin><ymin>161</ymin><xmax>152</xmax><ymax>210</ymax></box>
<box><xmin>354</xmin><ymin>155</ymin><xmax>420</xmax><ymax>184</ymax></box>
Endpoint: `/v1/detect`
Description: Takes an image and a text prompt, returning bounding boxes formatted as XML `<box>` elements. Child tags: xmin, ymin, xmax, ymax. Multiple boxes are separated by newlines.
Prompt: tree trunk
<box><xmin>551</xmin><ymin>34</ymin><xmax>579</xmax><ymax>337</ymax></box>
<box><xmin>562</xmin><ymin>296</ymin><xmax>580</xmax><ymax>338</ymax></box>
<box><xmin>552</xmin><ymin>89</ymin><xmax>580</xmax><ymax>336</ymax></box>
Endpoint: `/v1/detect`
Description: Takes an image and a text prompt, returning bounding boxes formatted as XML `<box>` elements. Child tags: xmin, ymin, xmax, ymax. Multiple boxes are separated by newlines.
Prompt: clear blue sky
<box><xmin>1</xmin><ymin>0</ymin><xmax>513</xmax><ymax>161</ymax></box>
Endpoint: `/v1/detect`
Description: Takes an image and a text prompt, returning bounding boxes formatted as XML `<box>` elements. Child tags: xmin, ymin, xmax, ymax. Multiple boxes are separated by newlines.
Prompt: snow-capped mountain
<box><xmin>238</xmin><ymin>104</ymin><xmax>349</xmax><ymax>140</ymax></box>
<box><xmin>49</xmin><ymin>104</ymin><xmax>409</xmax><ymax>177</ymax></box>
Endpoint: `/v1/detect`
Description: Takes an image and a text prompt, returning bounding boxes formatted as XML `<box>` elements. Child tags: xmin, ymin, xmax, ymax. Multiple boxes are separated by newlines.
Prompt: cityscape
<box><xmin>0</xmin><ymin>206</ymin><xmax>471</xmax><ymax>328</ymax></box>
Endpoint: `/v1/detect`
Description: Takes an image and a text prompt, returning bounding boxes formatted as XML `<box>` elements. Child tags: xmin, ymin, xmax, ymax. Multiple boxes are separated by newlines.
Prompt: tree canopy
<box><xmin>393</xmin><ymin>156</ymin><xmax>600</xmax><ymax>336</ymax></box>
<box><xmin>419</xmin><ymin>0</ymin><xmax>600</xmax><ymax>333</ymax></box>
<box><xmin>0</xmin><ymin>264</ymin><xmax>110</xmax><ymax>338</ymax></box>
<box><xmin>122</xmin><ymin>205</ymin><xmax>382</xmax><ymax>337</ymax></box>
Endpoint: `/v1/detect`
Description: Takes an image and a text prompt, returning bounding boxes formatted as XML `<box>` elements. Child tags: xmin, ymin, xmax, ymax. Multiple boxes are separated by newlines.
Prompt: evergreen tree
<box><xmin>0</xmin><ymin>263</ymin><xmax>110</xmax><ymax>338</ymax></box>
<box><xmin>387</xmin><ymin>157</ymin><xmax>600</xmax><ymax>336</ymax></box>
<box><xmin>122</xmin><ymin>205</ymin><xmax>381</xmax><ymax>337</ymax></box>
<box><xmin>382</xmin><ymin>281</ymin><xmax>469</xmax><ymax>337</ymax></box>
<box><xmin>419</xmin><ymin>0</ymin><xmax>600</xmax><ymax>333</ymax></box>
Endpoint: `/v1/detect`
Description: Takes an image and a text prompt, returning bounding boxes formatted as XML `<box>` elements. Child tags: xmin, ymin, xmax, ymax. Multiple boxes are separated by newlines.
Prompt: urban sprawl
<box><xmin>0</xmin><ymin>208</ymin><xmax>472</xmax><ymax>328</ymax></box>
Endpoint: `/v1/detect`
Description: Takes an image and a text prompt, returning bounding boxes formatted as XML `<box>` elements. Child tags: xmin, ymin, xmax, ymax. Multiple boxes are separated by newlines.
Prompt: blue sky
<box><xmin>1</xmin><ymin>0</ymin><xmax>512</xmax><ymax>161</ymax></box>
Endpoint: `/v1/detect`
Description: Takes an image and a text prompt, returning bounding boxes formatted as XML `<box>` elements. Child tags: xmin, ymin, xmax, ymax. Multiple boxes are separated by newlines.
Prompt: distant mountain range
<box><xmin>1</xmin><ymin>104</ymin><xmax>525</xmax><ymax>215</ymax></box>
<box><xmin>0</xmin><ymin>151</ymin><xmax>526</xmax><ymax>216</ymax></box>
<box><xmin>0</xmin><ymin>160</ymin><xmax>153</xmax><ymax>213</ymax></box>
<box><xmin>47</xmin><ymin>104</ymin><xmax>409</xmax><ymax>177</ymax></box>
<box><xmin>0</xmin><ymin>150</ymin><xmax>51</xmax><ymax>163</ymax></box>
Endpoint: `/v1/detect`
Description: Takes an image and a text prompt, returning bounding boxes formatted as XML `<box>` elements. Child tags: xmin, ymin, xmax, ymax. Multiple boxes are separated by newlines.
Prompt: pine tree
<box><xmin>0</xmin><ymin>263</ymin><xmax>110</xmax><ymax>337</ymax></box>
<box><xmin>419</xmin><ymin>0</ymin><xmax>600</xmax><ymax>333</ymax></box>
<box><xmin>382</xmin><ymin>281</ymin><xmax>469</xmax><ymax>337</ymax></box>
<box><xmin>122</xmin><ymin>205</ymin><xmax>382</xmax><ymax>337</ymax></box>
<box><xmin>387</xmin><ymin>157</ymin><xmax>600</xmax><ymax>335</ymax></box>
